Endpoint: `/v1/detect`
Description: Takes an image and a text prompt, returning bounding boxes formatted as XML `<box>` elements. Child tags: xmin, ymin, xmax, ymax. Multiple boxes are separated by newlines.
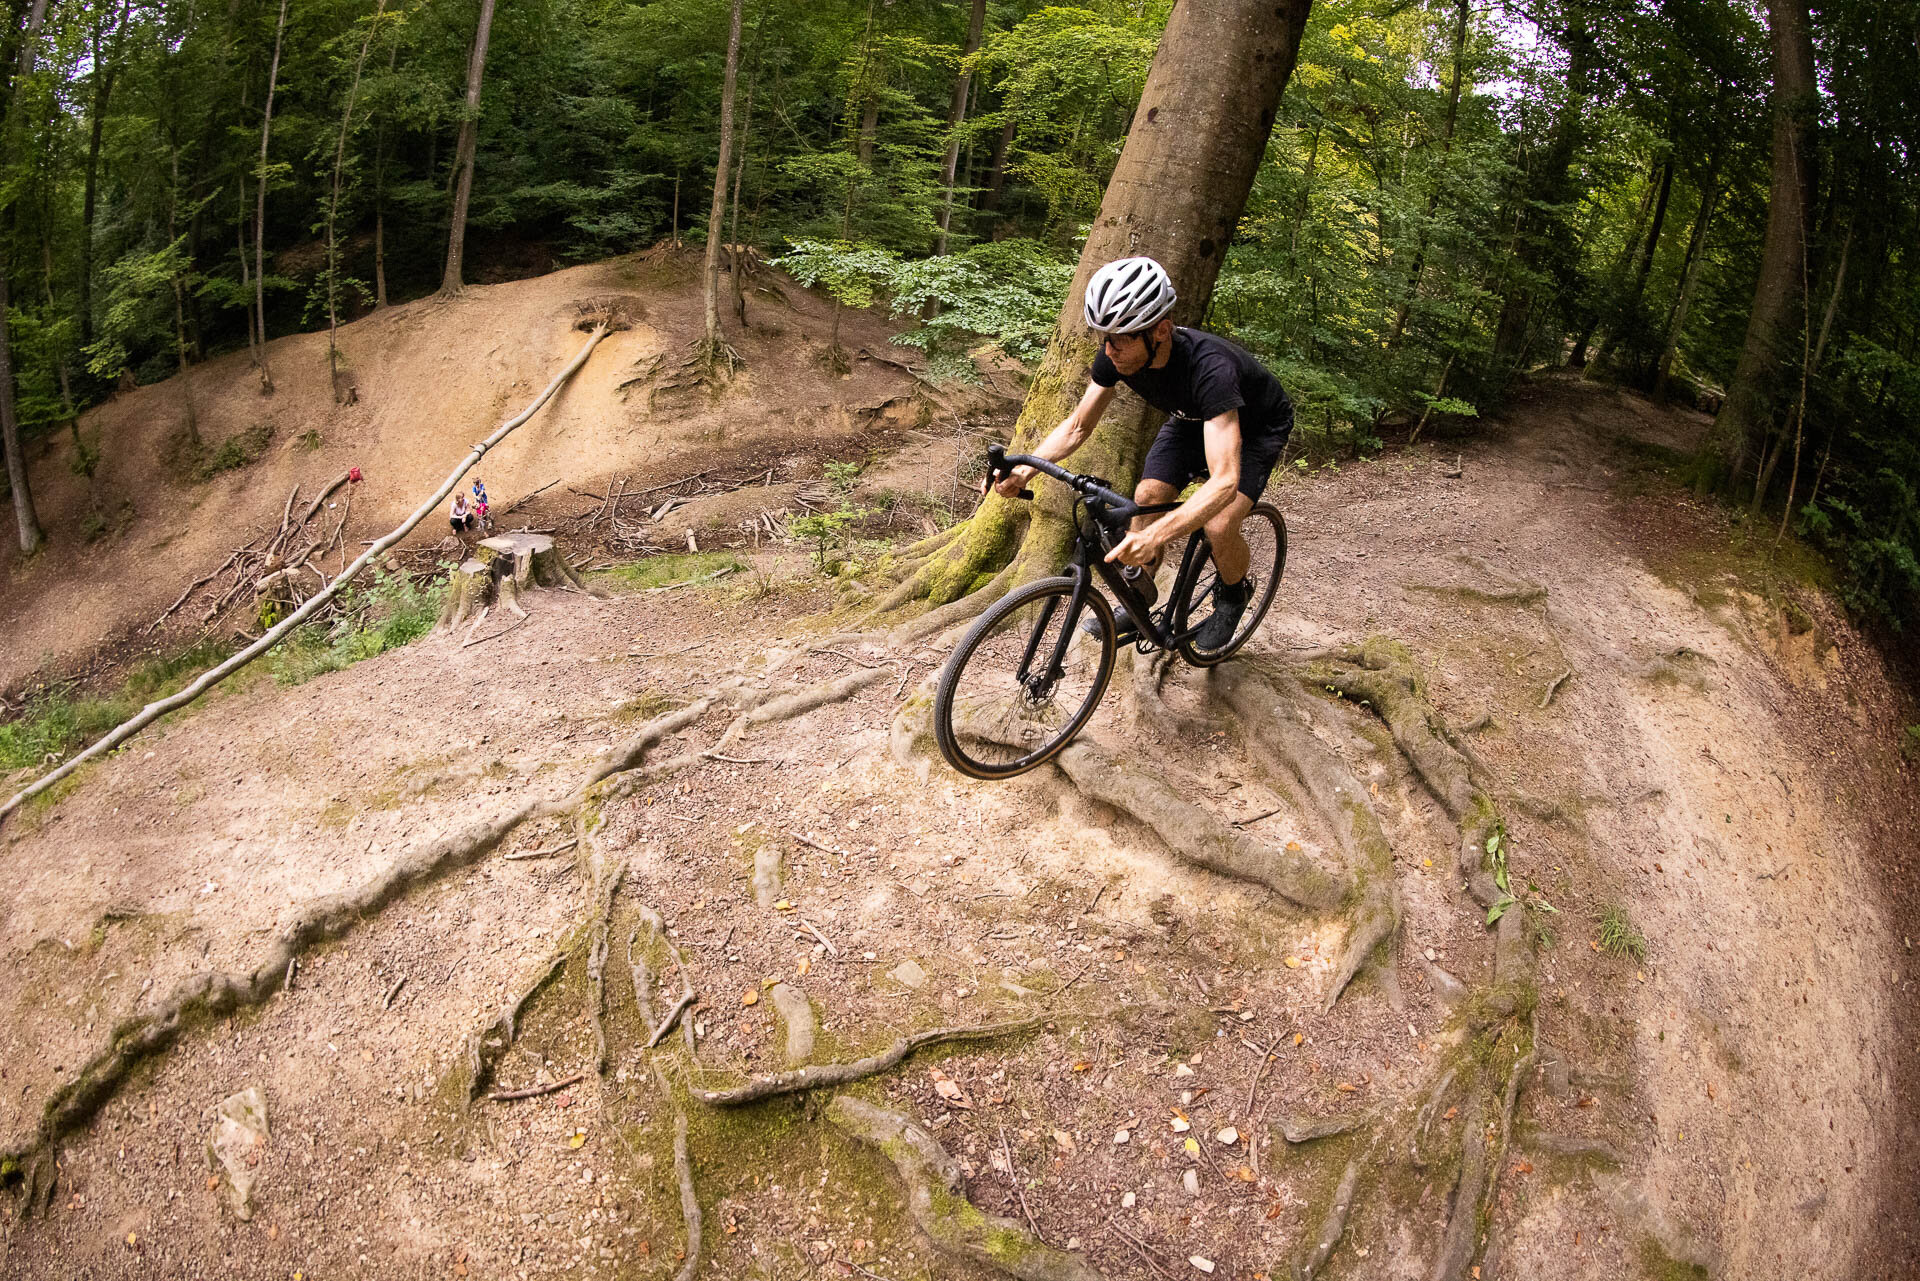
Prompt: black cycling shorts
<box><xmin>1140</xmin><ymin>409</ymin><xmax>1292</xmax><ymax>504</ymax></box>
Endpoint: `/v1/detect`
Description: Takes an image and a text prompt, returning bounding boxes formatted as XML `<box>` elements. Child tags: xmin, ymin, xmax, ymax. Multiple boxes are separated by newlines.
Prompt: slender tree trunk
<box><xmin>728</xmin><ymin>24</ymin><xmax>760</xmax><ymax>329</ymax></box>
<box><xmin>0</xmin><ymin>0</ymin><xmax>51</xmax><ymax>554</ymax></box>
<box><xmin>326</xmin><ymin>0</ymin><xmax>386</xmax><ymax>389</ymax></box>
<box><xmin>441</xmin><ymin>0</ymin><xmax>498</xmax><ymax>296</ymax></box>
<box><xmin>702</xmin><ymin>0</ymin><xmax>745</xmax><ymax>357</ymax></box>
<box><xmin>374</xmin><ymin>42</ymin><xmax>397</xmax><ymax>308</ymax></box>
<box><xmin>1491</xmin><ymin>1</ymin><xmax>1595</xmax><ymax>372</ymax></box>
<box><xmin>1593</xmin><ymin>155</ymin><xmax>1673</xmax><ymax>370</ymax></box>
<box><xmin>1654</xmin><ymin>170</ymin><xmax>1720</xmax><ymax>401</ymax></box>
<box><xmin>1289</xmin><ymin>118</ymin><xmax>1323</xmax><ymax>259</ymax></box>
<box><xmin>979</xmin><ymin>115</ymin><xmax>1015</xmax><ymax>212</ymax></box>
<box><xmin>908</xmin><ymin>0</ymin><xmax>1317</xmax><ymax>605</ymax></box>
<box><xmin>1385</xmin><ymin>0</ymin><xmax>1468</xmax><ymax>349</ymax></box>
<box><xmin>1773</xmin><ymin>224</ymin><xmax>1850</xmax><ymax>541</ymax></box>
<box><xmin>80</xmin><ymin>0</ymin><xmax>129</xmax><ymax>353</ymax></box>
<box><xmin>1708</xmin><ymin>0</ymin><xmax>1817</xmax><ymax>495</ymax></box>
<box><xmin>0</xmin><ymin>270</ymin><xmax>40</xmax><ymax>554</ymax></box>
<box><xmin>251</xmin><ymin>0</ymin><xmax>289</xmax><ymax>389</ymax></box>
<box><xmin>936</xmin><ymin>0</ymin><xmax>988</xmax><ymax>257</ymax></box>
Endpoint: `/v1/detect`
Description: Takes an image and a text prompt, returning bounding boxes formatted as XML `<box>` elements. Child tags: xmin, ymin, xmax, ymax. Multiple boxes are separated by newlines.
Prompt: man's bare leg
<box><xmin>1204</xmin><ymin>494</ymin><xmax>1256</xmax><ymax>584</ymax></box>
<box><xmin>1130</xmin><ymin>478</ymin><xmax>1181</xmax><ymax>580</ymax></box>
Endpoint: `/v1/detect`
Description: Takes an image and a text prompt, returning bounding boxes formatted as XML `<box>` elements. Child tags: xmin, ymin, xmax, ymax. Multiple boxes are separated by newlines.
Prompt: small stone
<box><xmin>1216</xmin><ymin>1127</ymin><xmax>1240</xmax><ymax>1145</ymax></box>
<box><xmin>1183</xmin><ymin>1168</ymin><xmax>1200</xmax><ymax>1197</ymax></box>
<box><xmin>1122</xmin><ymin>1192</ymin><xmax>1137</xmax><ymax>1209</ymax></box>
<box><xmin>888</xmin><ymin>959</ymin><xmax>927</xmax><ymax>990</ymax></box>
<box><xmin>1067</xmin><ymin>1237</ymin><xmax>1081</xmax><ymax>1250</ymax></box>
<box><xmin>1113</xmin><ymin>1129</ymin><xmax>1131</xmax><ymax>1145</ymax></box>
<box><xmin>1170</xmin><ymin>1117</ymin><xmax>1191</xmax><ymax>1133</ymax></box>
<box><xmin>1425</xmin><ymin>948</ymin><xmax>1437</xmax><ymax>961</ymax></box>
<box><xmin>1173</xmin><ymin>1063</ymin><xmax>1195</xmax><ymax>1077</ymax></box>
<box><xmin>1189</xmin><ymin>1256</ymin><xmax>1215</xmax><ymax>1273</ymax></box>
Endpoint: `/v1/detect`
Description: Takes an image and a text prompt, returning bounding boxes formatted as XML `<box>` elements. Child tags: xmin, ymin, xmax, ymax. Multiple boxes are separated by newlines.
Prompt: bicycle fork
<box><xmin>1017</xmin><ymin>567</ymin><xmax>1101</xmax><ymax>701</ymax></box>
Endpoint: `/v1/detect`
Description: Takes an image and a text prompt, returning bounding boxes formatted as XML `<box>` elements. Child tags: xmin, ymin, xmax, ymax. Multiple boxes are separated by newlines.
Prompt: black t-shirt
<box><xmin>1091</xmin><ymin>328</ymin><xmax>1293</xmax><ymax>441</ymax></box>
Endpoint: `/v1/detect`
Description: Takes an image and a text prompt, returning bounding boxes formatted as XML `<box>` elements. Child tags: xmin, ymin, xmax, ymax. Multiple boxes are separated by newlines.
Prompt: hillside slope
<box><xmin>0</xmin><ymin>368</ymin><xmax>1913</xmax><ymax>1279</ymax></box>
<box><xmin>0</xmin><ymin>249</ymin><xmax>939</xmax><ymax>690</ymax></box>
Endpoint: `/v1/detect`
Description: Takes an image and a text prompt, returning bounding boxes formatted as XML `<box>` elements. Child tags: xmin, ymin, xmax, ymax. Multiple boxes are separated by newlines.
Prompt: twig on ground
<box><xmin>488</xmin><ymin>1072</ymin><xmax>587</xmax><ymax>1102</ymax></box>
<box><xmin>798</xmin><ymin>917</ymin><xmax>839</xmax><ymax>957</ymax></box>
<box><xmin>647</xmin><ymin>992</ymin><xmax>696</xmax><ymax>1049</ymax></box>
<box><xmin>792</xmin><ymin>831</ymin><xmax>849</xmax><ymax>856</ymax></box>
<box><xmin>381</xmin><ymin>976</ymin><xmax>407</xmax><ymax>1009</ymax></box>
<box><xmin>502</xmin><ymin>478</ymin><xmax>560</xmax><ymax>514</ymax></box>
<box><xmin>1540</xmin><ymin>669</ymin><xmax>1573</xmax><ymax>708</ymax></box>
<box><xmin>504</xmin><ymin>838</ymin><xmax>578</xmax><ymax>862</ymax></box>
<box><xmin>1000</xmin><ymin>1122</ymin><xmax>1044</xmax><ymax>1240</ymax></box>
<box><xmin>700</xmin><ymin>751</ymin><xmax>779</xmax><ymax>765</ymax></box>
<box><xmin>1244</xmin><ymin>1036</ymin><xmax>1276</xmax><ymax>1115</ymax></box>
<box><xmin>462</xmin><ymin>616</ymin><xmax>530</xmax><ymax>648</ymax></box>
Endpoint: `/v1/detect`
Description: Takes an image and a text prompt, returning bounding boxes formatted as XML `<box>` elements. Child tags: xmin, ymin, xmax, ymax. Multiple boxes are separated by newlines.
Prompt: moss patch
<box><xmin>592</xmin><ymin>552</ymin><xmax>746</xmax><ymax>593</ymax></box>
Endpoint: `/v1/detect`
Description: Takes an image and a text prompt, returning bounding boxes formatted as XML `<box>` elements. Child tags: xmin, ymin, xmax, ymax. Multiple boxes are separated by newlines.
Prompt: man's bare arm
<box><xmin>990</xmin><ymin>382</ymin><xmax>1116</xmax><ymax>496</ymax></box>
<box><xmin>1104</xmin><ymin>409</ymin><xmax>1243</xmax><ymax>566</ymax></box>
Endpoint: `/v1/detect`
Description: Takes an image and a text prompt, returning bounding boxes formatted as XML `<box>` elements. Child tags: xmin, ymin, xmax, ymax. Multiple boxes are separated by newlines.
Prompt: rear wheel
<box><xmin>933</xmin><ymin>577</ymin><xmax>1118</xmax><ymax>780</ymax></box>
<box><xmin>1174</xmin><ymin>502</ymin><xmax>1287</xmax><ymax>667</ymax></box>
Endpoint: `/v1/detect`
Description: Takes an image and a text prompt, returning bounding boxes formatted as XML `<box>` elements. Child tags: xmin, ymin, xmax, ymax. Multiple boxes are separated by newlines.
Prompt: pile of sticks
<box><xmin>148</xmin><ymin>472</ymin><xmax>357</xmax><ymax>635</ymax></box>
<box><xmin>563</xmin><ymin>464</ymin><xmax>782</xmax><ymax>556</ymax></box>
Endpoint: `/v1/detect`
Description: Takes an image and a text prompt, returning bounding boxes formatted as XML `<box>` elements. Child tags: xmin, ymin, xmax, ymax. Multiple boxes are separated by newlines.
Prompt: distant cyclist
<box><xmin>989</xmin><ymin>256</ymin><xmax>1294</xmax><ymax>649</ymax></box>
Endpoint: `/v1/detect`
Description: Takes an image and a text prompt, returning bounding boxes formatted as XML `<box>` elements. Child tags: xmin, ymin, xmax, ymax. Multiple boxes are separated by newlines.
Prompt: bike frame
<box><xmin>1013</xmin><ymin>500</ymin><xmax>1215</xmax><ymax>701</ymax></box>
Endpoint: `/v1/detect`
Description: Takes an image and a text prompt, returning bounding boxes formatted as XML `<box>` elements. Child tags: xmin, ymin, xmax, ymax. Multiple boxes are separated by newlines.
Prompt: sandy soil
<box><xmin>0</xmin><ymin>247</ymin><xmax>952</xmax><ymax>692</ymax></box>
<box><xmin>0</xmin><ymin>340</ymin><xmax>1915</xmax><ymax>1281</ymax></box>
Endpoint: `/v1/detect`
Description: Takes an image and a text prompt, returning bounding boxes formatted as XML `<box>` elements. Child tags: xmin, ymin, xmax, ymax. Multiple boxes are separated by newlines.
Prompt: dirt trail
<box><xmin>0</xmin><ymin>372</ymin><xmax>1914</xmax><ymax>1281</ymax></box>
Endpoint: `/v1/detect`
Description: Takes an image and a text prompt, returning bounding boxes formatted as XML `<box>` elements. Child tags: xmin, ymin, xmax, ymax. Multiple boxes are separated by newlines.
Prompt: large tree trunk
<box><xmin>703</xmin><ymin>0</ymin><xmax>744</xmax><ymax>356</ymax></box>
<box><xmin>894</xmin><ymin>0</ymin><xmax>1315</xmax><ymax>609</ymax></box>
<box><xmin>441</xmin><ymin>0</ymin><xmax>498</xmax><ymax>296</ymax></box>
<box><xmin>979</xmin><ymin>115</ymin><xmax>1015</xmax><ymax>213</ymax></box>
<box><xmin>936</xmin><ymin>0</ymin><xmax>988</xmax><ymax>257</ymax></box>
<box><xmin>1708</xmin><ymin>0</ymin><xmax>1818</xmax><ymax>499</ymax></box>
<box><xmin>252</xmin><ymin>0</ymin><xmax>289</xmax><ymax>390</ymax></box>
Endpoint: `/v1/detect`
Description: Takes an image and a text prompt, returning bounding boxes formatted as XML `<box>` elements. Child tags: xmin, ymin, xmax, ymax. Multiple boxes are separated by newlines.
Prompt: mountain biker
<box><xmin>988</xmin><ymin>256</ymin><xmax>1294</xmax><ymax>650</ymax></box>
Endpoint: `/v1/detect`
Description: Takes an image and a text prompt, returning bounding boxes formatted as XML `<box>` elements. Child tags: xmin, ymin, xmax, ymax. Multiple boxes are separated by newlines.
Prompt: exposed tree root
<box><xmin>653</xmin><ymin>1063</ymin><xmax>705</xmax><ymax>1281</ymax></box>
<box><xmin>582</xmin><ymin>848</ymin><xmax>626</xmax><ymax>1075</ymax></box>
<box><xmin>1277</xmin><ymin>1114</ymin><xmax>1365</xmax><ymax>1144</ymax></box>
<box><xmin>1212</xmin><ymin>662</ymin><xmax>1402</xmax><ymax>1010</ymax></box>
<box><xmin>464</xmin><ymin>951</ymin><xmax>570</xmax><ymax>1103</ymax></box>
<box><xmin>696</xmin><ymin>1017</ymin><xmax>1049</xmax><ymax>1107</ymax></box>
<box><xmin>1048</xmin><ymin>738</ymin><xmax>1351</xmax><ymax>911</ymax></box>
<box><xmin>880</xmin><ymin>564</ymin><xmax>1014</xmax><ymax>650</ymax></box>
<box><xmin>1294</xmin><ymin>1135</ymin><xmax>1379</xmax><ymax>1280</ymax></box>
<box><xmin>826</xmin><ymin>1095</ymin><xmax>1101</xmax><ymax>1281</ymax></box>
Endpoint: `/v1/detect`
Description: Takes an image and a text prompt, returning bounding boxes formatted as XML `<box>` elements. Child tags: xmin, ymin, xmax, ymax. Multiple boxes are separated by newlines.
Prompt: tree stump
<box><xmin>437</xmin><ymin>533</ymin><xmax>590</xmax><ymax>631</ymax></box>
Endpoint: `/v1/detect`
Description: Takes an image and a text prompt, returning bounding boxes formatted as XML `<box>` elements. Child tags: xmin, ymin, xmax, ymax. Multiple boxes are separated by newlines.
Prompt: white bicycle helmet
<box><xmin>1083</xmin><ymin>256</ymin><xmax>1177</xmax><ymax>334</ymax></box>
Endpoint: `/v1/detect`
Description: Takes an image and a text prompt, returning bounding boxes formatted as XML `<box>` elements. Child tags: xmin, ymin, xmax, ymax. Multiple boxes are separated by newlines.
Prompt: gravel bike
<box><xmin>932</xmin><ymin>445</ymin><xmax>1286</xmax><ymax>780</ymax></box>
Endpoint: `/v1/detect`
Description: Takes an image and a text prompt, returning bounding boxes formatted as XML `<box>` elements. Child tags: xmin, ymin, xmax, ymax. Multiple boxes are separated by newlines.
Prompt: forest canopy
<box><xmin>0</xmin><ymin>0</ymin><xmax>1915</xmax><ymax>628</ymax></box>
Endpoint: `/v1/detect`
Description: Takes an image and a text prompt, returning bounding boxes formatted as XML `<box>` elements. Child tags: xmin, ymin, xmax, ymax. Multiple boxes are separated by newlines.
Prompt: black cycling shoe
<box><xmin>1084</xmin><ymin>575</ymin><xmax>1158</xmax><ymax>641</ymax></box>
<box><xmin>1193</xmin><ymin>575</ymin><xmax>1253</xmax><ymax>651</ymax></box>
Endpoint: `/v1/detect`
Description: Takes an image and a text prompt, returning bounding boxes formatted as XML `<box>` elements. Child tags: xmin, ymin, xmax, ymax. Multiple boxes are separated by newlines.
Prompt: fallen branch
<box><xmin>502</xmin><ymin>478</ymin><xmax>561</xmax><ymax>515</ymax></box>
<box><xmin>504</xmin><ymin>838</ymin><xmax>577</xmax><ymax>862</ymax></box>
<box><xmin>3</xmin><ymin>322</ymin><xmax>617</xmax><ymax>825</ymax></box>
<box><xmin>1540</xmin><ymin>668</ymin><xmax>1573</xmax><ymax>708</ymax></box>
<box><xmin>697</xmin><ymin>1017</ymin><xmax>1048</xmax><ymax>1107</ymax></box>
<box><xmin>489</xmin><ymin>1071</ymin><xmax>587</xmax><ymax>1102</ymax></box>
<box><xmin>462</xmin><ymin>616</ymin><xmax>530</xmax><ymax>649</ymax></box>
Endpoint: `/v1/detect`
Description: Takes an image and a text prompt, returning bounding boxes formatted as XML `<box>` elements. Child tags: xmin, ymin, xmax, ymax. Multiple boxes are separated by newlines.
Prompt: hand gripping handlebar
<box><xmin>984</xmin><ymin>444</ymin><xmax>1139</xmax><ymax>522</ymax></box>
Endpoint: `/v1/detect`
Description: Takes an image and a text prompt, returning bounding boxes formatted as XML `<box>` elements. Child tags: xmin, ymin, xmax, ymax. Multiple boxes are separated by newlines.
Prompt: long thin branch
<box><xmin>697</xmin><ymin>1017</ymin><xmax>1048</xmax><ymax>1106</ymax></box>
<box><xmin>2</xmin><ymin>324</ymin><xmax>613</xmax><ymax>824</ymax></box>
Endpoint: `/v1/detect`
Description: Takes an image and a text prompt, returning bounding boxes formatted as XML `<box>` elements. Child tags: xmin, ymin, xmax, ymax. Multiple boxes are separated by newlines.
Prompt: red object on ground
<box><xmin>348</xmin><ymin>466</ymin><xmax>364</xmax><ymax>483</ymax></box>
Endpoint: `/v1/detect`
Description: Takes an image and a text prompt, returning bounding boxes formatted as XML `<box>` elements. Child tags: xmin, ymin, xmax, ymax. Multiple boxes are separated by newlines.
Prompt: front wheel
<box><xmin>933</xmin><ymin>577</ymin><xmax>1118</xmax><ymax>780</ymax></box>
<box><xmin>1175</xmin><ymin>502</ymin><xmax>1287</xmax><ymax>667</ymax></box>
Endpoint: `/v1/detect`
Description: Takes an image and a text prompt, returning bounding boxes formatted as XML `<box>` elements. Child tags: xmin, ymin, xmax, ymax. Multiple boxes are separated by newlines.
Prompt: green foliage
<box><xmin>266</xmin><ymin>569</ymin><xmax>447</xmax><ymax>686</ymax></box>
<box><xmin>776</xmin><ymin>238</ymin><xmax>1072</xmax><ymax>364</ymax></box>
<box><xmin>1902</xmin><ymin>725</ymin><xmax>1920</xmax><ymax>762</ymax></box>
<box><xmin>789</xmin><ymin>502</ymin><xmax>869</xmax><ymax>570</ymax></box>
<box><xmin>823</xmin><ymin>460</ymin><xmax>861</xmax><ymax>492</ymax></box>
<box><xmin>0</xmin><ymin>638</ymin><xmax>233</xmax><ymax>773</ymax></box>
